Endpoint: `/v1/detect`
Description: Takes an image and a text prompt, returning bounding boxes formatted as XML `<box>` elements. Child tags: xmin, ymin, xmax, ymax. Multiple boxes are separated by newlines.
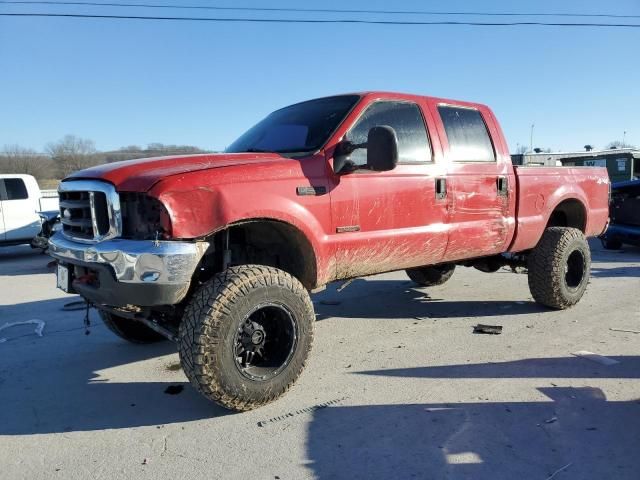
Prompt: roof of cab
<box><xmin>354</xmin><ymin>91</ymin><xmax>490</xmax><ymax>110</ymax></box>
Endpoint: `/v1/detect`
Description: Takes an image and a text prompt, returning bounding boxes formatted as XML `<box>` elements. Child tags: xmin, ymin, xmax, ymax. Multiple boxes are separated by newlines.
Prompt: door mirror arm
<box><xmin>333</xmin><ymin>140</ymin><xmax>367</xmax><ymax>174</ymax></box>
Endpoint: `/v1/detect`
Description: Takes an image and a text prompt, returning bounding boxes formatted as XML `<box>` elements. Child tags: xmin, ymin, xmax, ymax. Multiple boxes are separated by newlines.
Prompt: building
<box><xmin>511</xmin><ymin>148</ymin><xmax>640</xmax><ymax>183</ymax></box>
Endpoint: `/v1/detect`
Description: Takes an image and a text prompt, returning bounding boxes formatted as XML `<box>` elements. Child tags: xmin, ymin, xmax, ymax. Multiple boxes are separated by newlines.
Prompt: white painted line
<box><xmin>445</xmin><ymin>452</ymin><xmax>483</xmax><ymax>464</ymax></box>
<box><xmin>572</xmin><ymin>350</ymin><xmax>619</xmax><ymax>366</ymax></box>
<box><xmin>0</xmin><ymin>319</ymin><xmax>46</xmax><ymax>343</ymax></box>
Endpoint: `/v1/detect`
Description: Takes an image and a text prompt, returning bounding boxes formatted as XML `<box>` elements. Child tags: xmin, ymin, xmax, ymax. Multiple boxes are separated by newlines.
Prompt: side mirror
<box><xmin>366</xmin><ymin>126</ymin><xmax>398</xmax><ymax>172</ymax></box>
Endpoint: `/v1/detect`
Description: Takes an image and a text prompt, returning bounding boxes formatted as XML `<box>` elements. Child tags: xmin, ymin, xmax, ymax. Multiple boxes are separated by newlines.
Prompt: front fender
<box><xmin>148</xmin><ymin>182</ymin><xmax>334</xmax><ymax>284</ymax></box>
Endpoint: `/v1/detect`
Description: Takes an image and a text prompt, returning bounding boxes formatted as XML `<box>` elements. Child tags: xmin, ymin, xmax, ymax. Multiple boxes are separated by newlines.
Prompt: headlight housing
<box><xmin>119</xmin><ymin>193</ymin><xmax>172</xmax><ymax>240</ymax></box>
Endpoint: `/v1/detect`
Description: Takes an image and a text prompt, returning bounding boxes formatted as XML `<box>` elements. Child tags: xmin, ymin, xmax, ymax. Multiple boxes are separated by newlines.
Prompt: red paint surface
<box><xmin>66</xmin><ymin>92</ymin><xmax>610</xmax><ymax>287</ymax></box>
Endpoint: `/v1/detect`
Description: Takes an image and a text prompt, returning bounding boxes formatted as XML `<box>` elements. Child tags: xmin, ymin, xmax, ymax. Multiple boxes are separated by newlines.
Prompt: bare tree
<box><xmin>104</xmin><ymin>143</ymin><xmax>207</xmax><ymax>163</ymax></box>
<box><xmin>2</xmin><ymin>136</ymin><xmax>210</xmax><ymax>179</ymax></box>
<box><xmin>515</xmin><ymin>145</ymin><xmax>528</xmax><ymax>154</ymax></box>
<box><xmin>0</xmin><ymin>145</ymin><xmax>54</xmax><ymax>180</ymax></box>
<box><xmin>606</xmin><ymin>140</ymin><xmax>636</xmax><ymax>150</ymax></box>
<box><xmin>46</xmin><ymin>135</ymin><xmax>102</xmax><ymax>177</ymax></box>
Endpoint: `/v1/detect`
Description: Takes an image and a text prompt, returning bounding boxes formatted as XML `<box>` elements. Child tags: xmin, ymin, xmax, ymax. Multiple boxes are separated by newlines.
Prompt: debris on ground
<box><xmin>164</xmin><ymin>385</ymin><xmax>184</xmax><ymax>395</ymax></box>
<box><xmin>336</xmin><ymin>279</ymin><xmax>354</xmax><ymax>292</ymax></box>
<box><xmin>473</xmin><ymin>324</ymin><xmax>503</xmax><ymax>335</ymax></box>
<box><xmin>0</xmin><ymin>319</ymin><xmax>46</xmax><ymax>343</ymax></box>
<box><xmin>544</xmin><ymin>416</ymin><xmax>558</xmax><ymax>424</ymax></box>
<box><xmin>256</xmin><ymin>397</ymin><xmax>347</xmax><ymax>427</ymax></box>
<box><xmin>319</xmin><ymin>300</ymin><xmax>341</xmax><ymax>306</ymax></box>
<box><xmin>166</xmin><ymin>363</ymin><xmax>182</xmax><ymax>371</ymax></box>
<box><xmin>142</xmin><ymin>458</ymin><xmax>149</xmax><ymax>465</ymax></box>
<box><xmin>571</xmin><ymin>351</ymin><xmax>620</xmax><ymax>366</ymax></box>
<box><xmin>609</xmin><ymin>328</ymin><xmax>640</xmax><ymax>334</ymax></box>
<box><xmin>545</xmin><ymin>462</ymin><xmax>572</xmax><ymax>480</ymax></box>
<box><xmin>61</xmin><ymin>300</ymin><xmax>86</xmax><ymax>312</ymax></box>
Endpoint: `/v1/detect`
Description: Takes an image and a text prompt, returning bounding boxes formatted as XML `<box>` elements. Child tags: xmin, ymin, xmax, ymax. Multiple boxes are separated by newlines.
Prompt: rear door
<box><xmin>0</xmin><ymin>178</ymin><xmax>41</xmax><ymax>241</ymax></box>
<box><xmin>435</xmin><ymin>105</ymin><xmax>511</xmax><ymax>260</ymax></box>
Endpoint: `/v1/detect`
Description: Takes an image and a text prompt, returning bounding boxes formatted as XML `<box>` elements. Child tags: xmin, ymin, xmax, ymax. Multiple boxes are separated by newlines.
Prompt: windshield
<box><xmin>226</xmin><ymin>95</ymin><xmax>360</xmax><ymax>154</ymax></box>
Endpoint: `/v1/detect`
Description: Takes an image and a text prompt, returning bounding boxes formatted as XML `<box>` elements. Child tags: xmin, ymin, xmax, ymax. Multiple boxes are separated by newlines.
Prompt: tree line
<box><xmin>0</xmin><ymin>135</ymin><xmax>209</xmax><ymax>181</ymax></box>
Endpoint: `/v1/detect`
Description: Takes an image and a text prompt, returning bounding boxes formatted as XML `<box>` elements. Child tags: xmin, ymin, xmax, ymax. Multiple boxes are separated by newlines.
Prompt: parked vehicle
<box><xmin>30</xmin><ymin>210</ymin><xmax>61</xmax><ymax>251</ymax></box>
<box><xmin>48</xmin><ymin>92</ymin><xmax>610</xmax><ymax>411</ymax></box>
<box><xmin>0</xmin><ymin>174</ymin><xmax>59</xmax><ymax>248</ymax></box>
<box><xmin>601</xmin><ymin>179</ymin><xmax>640</xmax><ymax>249</ymax></box>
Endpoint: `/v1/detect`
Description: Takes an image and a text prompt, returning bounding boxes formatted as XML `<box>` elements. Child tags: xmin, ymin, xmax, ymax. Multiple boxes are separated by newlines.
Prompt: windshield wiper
<box><xmin>244</xmin><ymin>148</ymin><xmax>273</xmax><ymax>153</ymax></box>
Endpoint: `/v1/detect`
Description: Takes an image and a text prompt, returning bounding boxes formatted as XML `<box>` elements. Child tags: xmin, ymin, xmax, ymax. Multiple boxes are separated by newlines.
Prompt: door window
<box><xmin>2</xmin><ymin>179</ymin><xmax>29</xmax><ymax>200</ymax></box>
<box><xmin>438</xmin><ymin>106</ymin><xmax>495</xmax><ymax>162</ymax></box>
<box><xmin>347</xmin><ymin>101</ymin><xmax>431</xmax><ymax>166</ymax></box>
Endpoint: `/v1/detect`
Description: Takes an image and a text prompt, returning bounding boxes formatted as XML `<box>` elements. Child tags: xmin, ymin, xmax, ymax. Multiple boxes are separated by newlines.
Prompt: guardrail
<box><xmin>41</xmin><ymin>190</ymin><xmax>58</xmax><ymax>198</ymax></box>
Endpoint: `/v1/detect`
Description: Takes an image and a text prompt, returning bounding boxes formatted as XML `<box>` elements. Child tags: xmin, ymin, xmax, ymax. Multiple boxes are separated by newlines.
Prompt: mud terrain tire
<box><xmin>406</xmin><ymin>264</ymin><xmax>455</xmax><ymax>287</ymax></box>
<box><xmin>99</xmin><ymin>311</ymin><xmax>166</xmax><ymax>343</ymax></box>
<box><xmin>528</xmin><ymin>227</ymin><xmax>591</xmax><ymax>309</ymax></box>
<box><xmin>179</xmin><ymin>265</ymin><xmax>315</xmax><ymax>411</ymax></box>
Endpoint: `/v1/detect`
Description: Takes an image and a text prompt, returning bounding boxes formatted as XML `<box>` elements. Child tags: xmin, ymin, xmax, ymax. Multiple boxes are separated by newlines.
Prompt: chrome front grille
<box><xmin>58</xmin><ymin>180</ymin><xmax>122</xmax><ymax>243</ymax></box>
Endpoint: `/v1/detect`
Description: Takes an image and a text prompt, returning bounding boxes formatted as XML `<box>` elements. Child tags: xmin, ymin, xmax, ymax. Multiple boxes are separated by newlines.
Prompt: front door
<box><xmin>329</xmin><ymin>100</ymin><xmax>449</xmax><ymax>279</ymax></box>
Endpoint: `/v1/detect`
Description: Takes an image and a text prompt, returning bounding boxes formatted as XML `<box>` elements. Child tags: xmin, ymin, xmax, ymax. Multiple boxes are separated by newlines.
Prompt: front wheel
<box><xmin>527</xmin><ymin>227</ymin><xmax>591</xmax><ymax>309</ymax></box>
<box><xmin>179</xmin><ymin>265</ymin><xmax>315</xmax><ymax>411</ymax></box>
<box><xmin>406</xmin><ymin>264</ymin><xmax>455</xmax><ymax>287</ymax></box>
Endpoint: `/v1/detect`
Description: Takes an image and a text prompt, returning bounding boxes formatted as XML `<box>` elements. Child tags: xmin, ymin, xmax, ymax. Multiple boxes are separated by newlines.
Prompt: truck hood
<box><xmin>66</xmin><ymin>152</ymin><xmax>289</xmax><ymax>191</ymax></box>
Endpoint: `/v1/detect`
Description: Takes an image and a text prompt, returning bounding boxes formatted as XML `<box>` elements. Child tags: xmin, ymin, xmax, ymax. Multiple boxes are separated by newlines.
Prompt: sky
<box><xmin>1</xmin><ymin>0</ymin><xmax>639</xmax><ymax>153</ymax></box>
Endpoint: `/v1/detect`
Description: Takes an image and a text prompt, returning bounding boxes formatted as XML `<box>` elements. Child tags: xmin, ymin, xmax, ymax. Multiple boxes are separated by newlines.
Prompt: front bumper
<box><xmin>49</xmin><ymin>233</ymin><xmax>209</xmax><ymax>306</ymax></box>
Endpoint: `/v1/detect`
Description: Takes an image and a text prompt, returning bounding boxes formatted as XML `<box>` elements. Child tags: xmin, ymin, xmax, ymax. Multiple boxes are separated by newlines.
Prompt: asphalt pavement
<box><xmin>0</xmin><ymin>241</ymin><xmax>639</xmax><ymax>479</ymax></box>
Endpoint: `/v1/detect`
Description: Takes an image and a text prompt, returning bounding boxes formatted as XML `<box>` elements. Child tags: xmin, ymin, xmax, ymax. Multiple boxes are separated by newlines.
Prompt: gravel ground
<box><xmin>0</xmin><ymin>241</ymin><xmax>639</xmax><ymax>480</ymax></box>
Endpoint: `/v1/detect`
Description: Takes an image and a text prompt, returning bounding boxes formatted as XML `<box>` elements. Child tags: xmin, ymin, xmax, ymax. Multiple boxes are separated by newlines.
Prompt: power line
<box><xmin>1</xmin><ymin>12</ymin><xmax>640</xmax><ymax>28</ymax></box>
<box><xmin>1</xmin><ymin>1</ymin><xmax>639</xmax><ymax>20</ymax></box>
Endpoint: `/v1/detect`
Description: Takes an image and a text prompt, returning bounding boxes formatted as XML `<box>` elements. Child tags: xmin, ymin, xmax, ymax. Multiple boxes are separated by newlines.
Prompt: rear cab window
<box><xmin>437</xmin><ymin>105</ymin><xmax>495</xmax><ymax>162</ymax></box>
<box><xmin>0</xmin><ymin>178</ymin><xmax>29</xmax><ymax>200</ymax></box>
<box><xmin>347</xmin><ymin>101</ymin><xmax>432</xmax><ymax>166</ymax></box>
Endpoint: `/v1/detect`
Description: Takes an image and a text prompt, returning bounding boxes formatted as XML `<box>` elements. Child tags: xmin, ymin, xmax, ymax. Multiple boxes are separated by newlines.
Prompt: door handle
<box><xmin>497</xmin><ymin>176</ymin><xmax>508</xmax><ymax>197</ymax></box>
<box><xmin>435</xmin><ymin>178</ymin><xmax>447</xmax><ymax>200</ymax></box>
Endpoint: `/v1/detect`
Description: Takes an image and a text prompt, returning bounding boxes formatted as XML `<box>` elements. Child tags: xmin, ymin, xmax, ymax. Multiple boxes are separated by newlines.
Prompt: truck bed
<box><xmin>510</xmin><ymin>166</ymin><xmax>610</xmax><ymax>253</ymax></box>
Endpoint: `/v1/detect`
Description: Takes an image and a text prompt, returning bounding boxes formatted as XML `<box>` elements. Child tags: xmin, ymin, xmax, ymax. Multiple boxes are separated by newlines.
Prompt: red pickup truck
<box><xmin>49</xmin><ymin>92</ymin><xmax>609</xmax><ymax>411</ymax></box>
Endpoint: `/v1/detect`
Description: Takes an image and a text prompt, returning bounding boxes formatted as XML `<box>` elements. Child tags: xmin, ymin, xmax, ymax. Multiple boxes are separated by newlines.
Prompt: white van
<box><xmin>0</xmin><ymin>174</ymin><xmax>59</xmax><ymax>246</ymax></box>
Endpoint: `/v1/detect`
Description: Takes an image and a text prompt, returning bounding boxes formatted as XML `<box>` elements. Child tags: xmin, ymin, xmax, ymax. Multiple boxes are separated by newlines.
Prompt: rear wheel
<box><xmin>406</xmin><ymin>264</ymin><xmax>455</xmax><ymax>287</ymax></box>
<box><xmin>179</xmin><ymin>265</ymin><xmax>315</xmax><ymax>411</ymax></box>
<box><xmin>99</xmin><ymin>311</ymin><xmax>166</xmax><ymax>343</ymax></box>
<box><xmin>527</xmin><ymin>227</ymin><xmax>591</xmax><ymax>309</ymax></box>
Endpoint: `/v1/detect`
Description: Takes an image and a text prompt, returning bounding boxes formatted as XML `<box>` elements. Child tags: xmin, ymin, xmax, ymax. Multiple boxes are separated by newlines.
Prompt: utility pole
<box><xmin>530</xmin><ymin>124</ymin><xmax>535</xmax><ymax>152</ymax></box>
<box><xmin>623</xmin><ymin>130</ymin><xmax>627</xmax><ymax>147</ymax></box>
